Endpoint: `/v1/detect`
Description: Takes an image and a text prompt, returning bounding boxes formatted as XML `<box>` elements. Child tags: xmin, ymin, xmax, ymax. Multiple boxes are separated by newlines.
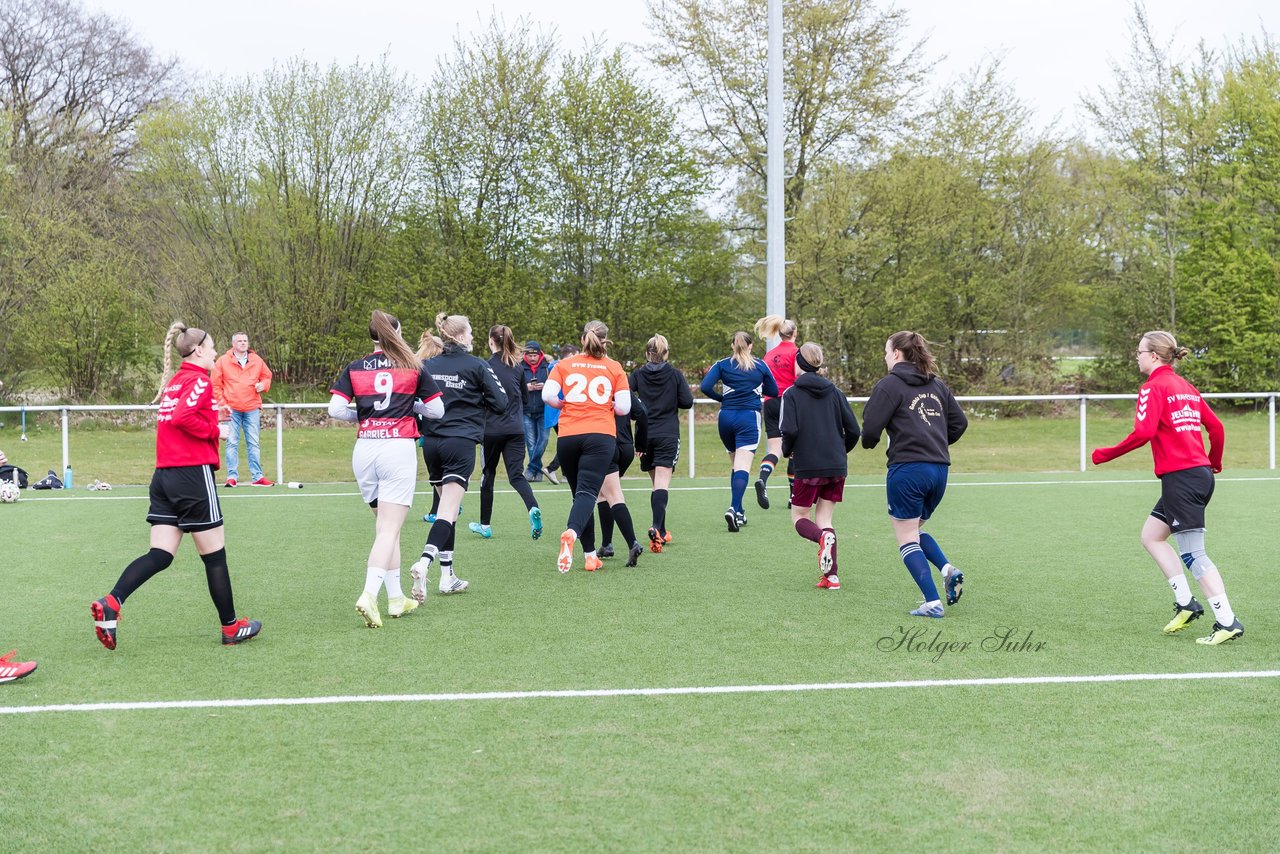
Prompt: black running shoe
<box><xmin>599</xmin><ymin>544</ymin><xmax>615</xmax><ymax>559</ymax></box>
<box><xmin>221</xmin><ymin>618</ymin><xmax>262</xmax><ymax>645</ymax></box>
<box><xmin>754</xmin><ymin>478</ymin><xmax>770</xmax><ymax>510</ymax></box>
<box><xmin>725</xmin><ymin>508</ymin><xmax>739</xmax><ymax>532</ymax></box>
<box><xmin>626</xmin><ymin>542</ymin><xmax>644</xmax><ymax>567</ymax></box>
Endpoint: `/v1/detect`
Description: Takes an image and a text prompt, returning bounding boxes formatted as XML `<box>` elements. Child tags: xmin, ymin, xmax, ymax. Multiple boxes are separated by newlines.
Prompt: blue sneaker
<box><xmin>529</xmin><ymin>507</ymin><xmax>543</xmax><ymax>540</ymax></box>
<box><xmin>910</xmin><ymin>602</ymin><xmax>944</xmax><ymax>619</ymax></box>
<box><xmin>943</xmin><ymin>569</ymin><xmax>964</xmax><ymax>606</ymax></box>
<box><xmin>468</xmin><ymin>522</ymin><xmax>492</xmax><ymax>539</ymax></box>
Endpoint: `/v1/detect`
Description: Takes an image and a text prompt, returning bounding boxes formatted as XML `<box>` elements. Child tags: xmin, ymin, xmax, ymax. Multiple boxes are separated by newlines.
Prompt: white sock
<box><xmin>363</xmin><ymin>566</ymin><xmax>385</xmax><ymax>598</ymax></box>
<box><xmin>1168</xmin><ymin>574</ymin><xmax>1193</xmax><ymax>607</ymax></box>
<box><xmin>383</xmin><ymin>568</ymin><xmax>404</xmax><ymax>599</ymax></box>
<box><xmin>924</xmin><ymin>599</ymin><xmax>942</xmax><ymax>609</ymax></box>
<box><xmin>941</xmin><ymin>563</ymin><xmax>956</xmax><ymax>577</ymax></box>
<box><xmin>439</xmin><ymin>551</ymin><xmax>454</xmax><ymax>579</ymax></box>
<box><xmin>1208</xmin><ymin>594</ymin><xmax>1236</xmax><ymax>626</ymax></box>
<box><xmin>585</xmin><ymin>550</ymin><xmax>597</xmax><ymax>558</ymax></box>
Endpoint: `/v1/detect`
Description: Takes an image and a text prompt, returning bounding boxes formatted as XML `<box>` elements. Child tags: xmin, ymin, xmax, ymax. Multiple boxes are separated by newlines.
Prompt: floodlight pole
<box><xmin>766</xmin><ymin>0</ymin><xmax>785</xmax><ymax>329</ymax></box>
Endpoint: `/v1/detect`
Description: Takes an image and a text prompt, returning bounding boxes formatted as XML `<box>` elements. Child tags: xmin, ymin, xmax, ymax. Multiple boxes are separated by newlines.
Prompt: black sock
<box><xmin>759</xmin><ymin>454</ymin><xmax>778</xmax><ymax>483</ymax></box>
<box><xmin>200</xmin><ymin>548</ymin><xmax>237</xmax><ymax>626</ymax></box>
<box><xmin>597</xmin><ymin>500</ymin><xmax>615</xmax><ymax>547</ymax></box>
<box><xmin>429</xmin><ymin>488</ymin><xmax>441</xmax><ymax>517</ymax></box>
<box><xmin>651</xmin><ymin>489</ymin><xmax>669</xmax><ymax>534</ymax></box>
<box><xmin>611</xmin><ymin>503</ymin><xmax>638</xmax><ymax>548</ymax></box>
<box><xmin>110</xmin><ymin>548</ymin><xmax>174</xmax><ymax>605</ymax></box>
<box><xmin>423</xmin><ymin>519</ymin><xmax>453</xmax><ymax>557</ymax></box>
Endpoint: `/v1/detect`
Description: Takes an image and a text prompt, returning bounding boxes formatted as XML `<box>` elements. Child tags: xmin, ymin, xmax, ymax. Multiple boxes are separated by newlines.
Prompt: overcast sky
<box><xmin>87</xmin><ymin>0</ymin><xmax>1277</xmax><ymax>132</ymax></box>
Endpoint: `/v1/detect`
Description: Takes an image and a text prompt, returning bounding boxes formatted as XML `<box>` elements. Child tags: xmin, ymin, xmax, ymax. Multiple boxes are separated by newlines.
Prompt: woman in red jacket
<box><xmin>1091</xmin><ymin>330</ymin><xmax>1242</xmax><ymax>645</ymax></box>
<box><xmin>91</xmin><ymin>322</ymin><xmax>261</xmax><ymax>649</ymax></box>
<box><xmin>754</xmin><ymin>315</ymin><xmax>799</xmax><ymax>510</ymax></box>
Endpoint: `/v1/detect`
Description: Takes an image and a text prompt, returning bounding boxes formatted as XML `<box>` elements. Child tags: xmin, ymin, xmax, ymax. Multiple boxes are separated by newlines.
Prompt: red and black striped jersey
<box><xmin>331</xmin><ymin>352</ymin><xmax>443</xmax><ymax>440</ymax></box>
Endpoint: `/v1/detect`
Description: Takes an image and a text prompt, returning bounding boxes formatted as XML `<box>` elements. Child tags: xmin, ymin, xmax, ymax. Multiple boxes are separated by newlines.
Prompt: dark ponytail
<box><xmin>887</xmin><ymin>331</ymin><xmax>939</xmax><ymax>378</ymax></box>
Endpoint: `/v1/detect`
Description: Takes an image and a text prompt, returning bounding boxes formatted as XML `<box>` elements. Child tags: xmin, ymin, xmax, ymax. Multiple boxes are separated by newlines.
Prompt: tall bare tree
<box><xmin>0</xmin><ymin>0</ymin><xmax>179</xmax><ymax>190</ymax></box>
<box><xmin>645</xmin><ymin>0</ymin><xmax>924</xmax><ymax>219</ymax></box>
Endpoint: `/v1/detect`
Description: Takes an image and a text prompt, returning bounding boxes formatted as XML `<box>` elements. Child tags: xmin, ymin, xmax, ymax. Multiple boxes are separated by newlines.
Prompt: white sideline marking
<box><xmin>4</xmin><ymin>670</ymin><xmax>1278</xmax><ymax>716</ymax></box>
<box><xmin>24</xmin><ymin>475</ymin><xmax>1280</xmax><ymax>502</ymax></box>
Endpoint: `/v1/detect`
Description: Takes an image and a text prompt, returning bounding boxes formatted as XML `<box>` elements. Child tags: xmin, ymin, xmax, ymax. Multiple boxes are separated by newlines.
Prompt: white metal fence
<box><xmin>2</xmin><ymin>392</ymin><xmax>1276</xmax><ymax>482</ymax></box>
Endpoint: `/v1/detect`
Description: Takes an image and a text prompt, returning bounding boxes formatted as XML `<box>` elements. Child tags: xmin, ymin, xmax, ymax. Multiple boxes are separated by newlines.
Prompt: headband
<box><xmin>178</xmin><ymin>331</ymin><xmax>209</xmax><ymax>358</ymax></box>
<box><xmin>796</xmin><ymin>350</ymin><xmax>820</xmax><ymax>373</ymax></box>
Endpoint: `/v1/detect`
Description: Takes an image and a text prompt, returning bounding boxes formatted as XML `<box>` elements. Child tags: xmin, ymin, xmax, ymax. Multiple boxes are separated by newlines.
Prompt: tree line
<box><xmin>0</xmin><ymin>0</ymin><xmax>1276</xmax><ymax>401</ymax></box>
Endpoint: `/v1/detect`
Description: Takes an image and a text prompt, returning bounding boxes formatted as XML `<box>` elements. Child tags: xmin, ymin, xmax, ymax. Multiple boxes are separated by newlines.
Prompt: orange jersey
<box><xmin>549</xmin><ymin>354</ymin><xmax>629</xmax><ymax>437</ymax></box>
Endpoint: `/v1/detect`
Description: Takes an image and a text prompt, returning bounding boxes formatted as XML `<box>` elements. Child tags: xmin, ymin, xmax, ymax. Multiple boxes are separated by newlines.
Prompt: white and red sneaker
<box><xmin>819</xmin><ymin>531</ymin><xmax>836</xmax><ymax>575</ymax></box>
<box><xmin>221</xmin><ymin>618</ymin><xmax>262</xmax><ymax>645</ymax></box>
<box><xmin>0</xmin><ymin>650</ymin><xmax>36</xmax><ymax>683</ymax></box>
<box><xmin>251</xmin><ymin>478</ymin><xmax>275</xmax><ymax>487</ymax></box>
<box><xmin>224</xmin><ymin>478</ymin><xmax>237</xmax><ymax>488</ymax></box>
<box><xmin>816</xmin><ymin>574</ymin><xmax>841</xmax><ymax>590</ymax></box>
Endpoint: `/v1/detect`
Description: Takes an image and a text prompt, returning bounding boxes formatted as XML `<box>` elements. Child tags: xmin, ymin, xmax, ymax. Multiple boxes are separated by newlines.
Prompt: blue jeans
<box><xmin>226</xmin><ymin>408</ymin><xmax>263</xmax><ymax>481</ymax></box>
<box><xmin>523</xmin><ymin>413</ymin><xmax>550</xmax><ymax>476</ymax></box>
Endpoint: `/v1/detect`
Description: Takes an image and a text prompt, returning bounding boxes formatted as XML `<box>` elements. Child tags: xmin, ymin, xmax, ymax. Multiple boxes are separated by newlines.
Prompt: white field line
<box><xmin>23</xmin><ymin>475</ymin><xmax>1280</xmax><ymax>502</ymax></box>
<box><xmin>3</xmin><ymin>670</ymin><xmax>1278</xmax><ymax>716</ymax></box>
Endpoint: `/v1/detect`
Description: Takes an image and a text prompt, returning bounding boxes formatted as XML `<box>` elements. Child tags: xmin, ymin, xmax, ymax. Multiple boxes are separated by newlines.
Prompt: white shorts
<box><xmin>352</xmin><ymin>437</ymin><xmax>418</xmax><ymax>507</ymax></box>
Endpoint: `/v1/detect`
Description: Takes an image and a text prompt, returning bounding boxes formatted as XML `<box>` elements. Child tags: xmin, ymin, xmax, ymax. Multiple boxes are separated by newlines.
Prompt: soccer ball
<box><xmin>0</xmin><ymin>481</ymin><xmax>19</xmax><ymax>503</ymax></box>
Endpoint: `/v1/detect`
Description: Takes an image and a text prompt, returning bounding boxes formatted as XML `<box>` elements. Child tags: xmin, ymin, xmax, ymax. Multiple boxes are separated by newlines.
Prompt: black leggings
<box><xmin>558</xmin><ymin>432</ymin><xmax>615</xmax><ymax>550</ymax></box>
<box><xmin>479</xmin><ymin>434</ymin><xmax>538</xmax><ymax>524</ymax></box>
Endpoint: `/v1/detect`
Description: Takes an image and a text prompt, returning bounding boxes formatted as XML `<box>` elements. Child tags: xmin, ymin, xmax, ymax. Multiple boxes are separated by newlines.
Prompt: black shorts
<box><xmin>639</xmin><ymin>436</ymin><xmax>680</xmax><ymax>472</ymax></box>
<box><xmin>762</xmin><ymin>397</ymin><xmax>783</xmax><ymax>440</ymax></box>
<box><xmin>424</xmin><ymin>436</ymin><xmax>478</xmax><ymax>490</ymax></box>
<box><xmin>147</xmin><ymin>465</ymin><xmax>223</xmax><ymax>532</ymax></box>
<box><xmin>608</xmin><ymin>442</ymin><xmax>635</xmax><ymax>477</ymax></box>
<box><xmin>1151</xmin><ymin>466</ymin><xmax>1214</xmax><ymax>533</ymax></box>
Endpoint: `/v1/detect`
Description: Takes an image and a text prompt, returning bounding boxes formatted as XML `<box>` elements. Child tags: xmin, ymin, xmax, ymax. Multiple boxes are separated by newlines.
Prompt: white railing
<box><xmin>683</xmin><ymin>392</ymin><xmax>1277</xmax><ymax>477</ymax></box>
<box><xmin>2</xmin><ymin>392</ymin><xmax>1276</xmax><ymax>482</ymax></box>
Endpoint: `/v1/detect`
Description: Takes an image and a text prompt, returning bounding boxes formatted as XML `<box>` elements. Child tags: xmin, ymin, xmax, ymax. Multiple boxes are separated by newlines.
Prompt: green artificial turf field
<box><xmin>1</xmin><ymin>470</ymin><xmax>1277</xmax><ymax>851</ymax></box>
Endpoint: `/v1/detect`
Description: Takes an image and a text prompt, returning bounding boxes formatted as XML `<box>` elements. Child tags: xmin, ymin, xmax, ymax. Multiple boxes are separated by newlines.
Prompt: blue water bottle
<box><xmin>64</xmin><ymin>465</ymin><xmax>73</xmax><ymax>488</ymax></box>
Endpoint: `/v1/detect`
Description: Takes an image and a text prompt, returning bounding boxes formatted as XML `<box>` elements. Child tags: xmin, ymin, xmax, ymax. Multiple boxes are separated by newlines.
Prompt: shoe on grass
<box><xmin>1163</xmin><ymin>598</ymin><xmax>1203</xmax><ymax>634</ymax></box>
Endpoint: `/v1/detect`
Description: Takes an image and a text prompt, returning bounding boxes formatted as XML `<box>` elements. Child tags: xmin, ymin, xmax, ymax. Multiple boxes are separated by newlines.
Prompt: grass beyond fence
<box><xmin>1</xmin><ymin>407</ymin><xmax>1275</xmax><ymax>486</ymax></box>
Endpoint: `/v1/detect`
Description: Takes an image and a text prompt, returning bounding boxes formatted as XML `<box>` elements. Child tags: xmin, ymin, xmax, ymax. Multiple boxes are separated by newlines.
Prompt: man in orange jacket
<box><xmin>211</xmin><ymin>332</ymin><xmax>274</xmax><ymax>487</ymax></box>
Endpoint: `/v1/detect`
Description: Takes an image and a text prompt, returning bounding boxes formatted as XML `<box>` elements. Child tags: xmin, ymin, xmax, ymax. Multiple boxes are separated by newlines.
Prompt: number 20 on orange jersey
<box><xmin>563</xmin><ymin>372</ymin><xmax>613</xmax><ymax>404</ymax></box>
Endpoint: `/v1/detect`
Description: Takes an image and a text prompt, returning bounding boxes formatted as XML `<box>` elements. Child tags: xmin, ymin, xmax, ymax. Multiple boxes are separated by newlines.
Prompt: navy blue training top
<box><xmin>700</xmin><ymin>357</ymin><xmax>778</xmax><ymax>411</ymax></box>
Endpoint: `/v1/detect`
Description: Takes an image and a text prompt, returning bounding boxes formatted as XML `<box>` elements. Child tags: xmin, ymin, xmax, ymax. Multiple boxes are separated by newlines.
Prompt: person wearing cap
<box><xmin>521</xmin><ymin>340</ymin><xmax>552</xmax><ymax>481</ymax></box>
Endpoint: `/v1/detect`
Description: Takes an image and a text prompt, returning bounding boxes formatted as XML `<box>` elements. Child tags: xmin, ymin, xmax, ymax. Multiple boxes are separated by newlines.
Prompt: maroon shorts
<box><xmin>791</xmin><ymin>476</ymin><xmax>845</xmax><ymax>507</ymax></box>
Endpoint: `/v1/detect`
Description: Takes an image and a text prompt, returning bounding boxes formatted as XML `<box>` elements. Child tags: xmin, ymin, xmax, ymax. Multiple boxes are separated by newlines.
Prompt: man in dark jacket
<box><xmin>521</xmin><ymin>341</ymin><xmax>552</xmax><ymax>481</ymax></box>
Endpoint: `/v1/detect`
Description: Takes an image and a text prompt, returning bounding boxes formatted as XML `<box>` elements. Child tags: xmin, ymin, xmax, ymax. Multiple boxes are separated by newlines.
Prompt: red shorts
<box><xmin>791</xmin><ymin>476</ymin><xmax>845</xmax><ymax>507</ymax></box>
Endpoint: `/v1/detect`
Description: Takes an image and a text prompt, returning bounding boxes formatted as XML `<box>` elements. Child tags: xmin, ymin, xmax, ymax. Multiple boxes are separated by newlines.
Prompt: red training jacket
<box><xmin>155</xmin><ymin>362</ymin><xmax>222</xmax><ymax>469</ymax></box>
<box><xmin>764</xmin><ymin>340</ymin><xmax>798</xmax><ymax>399</ymax></box>
<box><xmin>1092</xmin><ymin>364</ymin><xmax>1224</xmax><ymax>476</ymax></box>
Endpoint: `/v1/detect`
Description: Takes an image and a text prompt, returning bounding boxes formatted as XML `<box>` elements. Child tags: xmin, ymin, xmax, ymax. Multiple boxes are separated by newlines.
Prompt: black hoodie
<box><xmin>629</xmin><ymin>362</ymin><xmax>693</xmax><ymax>440</ymax></box>
<box><xmin>423</xmin><ymin>342</ymin><xmax>508</xmax><ymax>443</ymax></box>
<box><xmin>779</xmin><ymin>372</ymin><xmax>861</xmax><ymax>478</ymax></box>
<box><xmin>484</xmin><ymin>353</ymin><xmax>527</xmax><ymax>438</ymax></box>
<box><xmin>860</xmin><ymin>362</ymin><xmax>967</xmax><ymax>466</ymax></box>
